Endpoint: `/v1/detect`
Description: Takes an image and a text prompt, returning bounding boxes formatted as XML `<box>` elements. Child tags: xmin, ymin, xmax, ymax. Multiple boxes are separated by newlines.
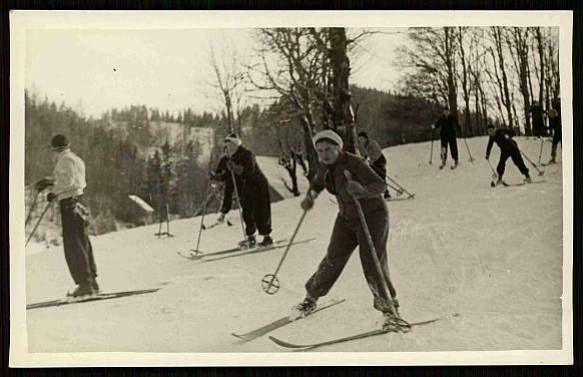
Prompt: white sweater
<box><xmin>51</xmin><ymin>149</ymin><xmax>87</xmax><ymax>200</ymax></box>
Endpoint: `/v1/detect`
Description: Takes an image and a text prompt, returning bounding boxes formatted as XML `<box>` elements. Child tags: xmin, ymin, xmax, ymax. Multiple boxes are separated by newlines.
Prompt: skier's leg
<box><xmin>497</xmin><ymin>150</ymin><xmax>510</xmax><ymax>179</ymax></box>
<box><xmin>371</xmin><ymin>157</ymin><xmax>390</xmax><ymax>197</ymax></box>
<box><xmin>61</xmin><ymin>199</ymin><xmax>95</xmax><ymax>289</ymax></box>
<box><xmin>510</xmin><ymin>147</ymin><xmax>530</xmax><ymax>176</ymax></box>
<box><xmin>450</xmin><ymin>136</ymin><xmax>459</xmax><ymax>162</ymax></box>
<box><xmin>256</xmin><ymin>176</ymin><xmax>273</xmax><ymax>243</ymax></box>
<box><xmin>305</xmin><ymin>215</ymin><xmax>358</xmax><ymax>300</ymax></box>
<box><xmin>440</xmin><ymin>136</ymin><xmax>448</xmax><ymax>166</ymax></box>
<box><xmin>240</xmin><ymin>192</ymin><xmax>257</xmax><ymax>237</ymax></box>
<box><xmin>356</xmin><ymin>205</ymin><xmax>394</xmax><ymax>312</ymax></box>
<box><xmin>60</xmin><ymin>200</ymin><xmax>83</xmax><ymax>285</ymax></box>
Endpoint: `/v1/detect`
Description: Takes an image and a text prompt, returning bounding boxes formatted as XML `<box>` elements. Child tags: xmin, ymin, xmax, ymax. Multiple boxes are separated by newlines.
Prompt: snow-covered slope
<box><xmin>25</xmin><ymin>136</ymin><xmax>564</xmax><ymax>353</ymax></box>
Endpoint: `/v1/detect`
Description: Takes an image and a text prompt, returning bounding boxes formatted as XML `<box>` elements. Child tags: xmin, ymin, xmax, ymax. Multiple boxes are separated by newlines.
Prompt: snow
<box><xmin>25</xmin><ymin>136</ymin><xmax>564</xmax><ymax>353</ymax></box>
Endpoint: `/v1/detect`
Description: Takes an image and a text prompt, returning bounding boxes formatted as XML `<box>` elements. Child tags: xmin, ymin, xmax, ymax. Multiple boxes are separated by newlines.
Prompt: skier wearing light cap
<box><xmin>210</xmin><ymin>133</ymin><xmax>273</xmax><ymax>248</ymax></box>
<box><xmin>33</xmin><ymin>134</ymin><xmax>99</xmax><ymax>298</ymax></box>
<box><xmin>291</xmin><ymin>129</ymin><xmax>403</xmax><ymax>330</ymax></box>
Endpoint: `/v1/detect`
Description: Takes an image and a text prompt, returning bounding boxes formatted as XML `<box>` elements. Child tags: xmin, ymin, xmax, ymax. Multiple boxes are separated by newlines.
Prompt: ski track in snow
<box><xmin>24</xmin><ymin>137</ymin><xmax>563</xmax><ymax>353</ymax></box>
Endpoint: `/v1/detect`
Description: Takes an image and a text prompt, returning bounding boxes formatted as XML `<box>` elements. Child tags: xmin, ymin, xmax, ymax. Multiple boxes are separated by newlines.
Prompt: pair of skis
<box><xmin>490</xmin><ymin>179</ymin><xmax>546</xmax><ymax>188</ymax></box>
<box><xmin>232</xmin><ymin>298</ymin><xmax>441</xmax><ymax>351</ymax></box>
<box><xmin>177</xmin><ymin>238</ymin><xmax>316</xmax><ymax>262</ymax></box>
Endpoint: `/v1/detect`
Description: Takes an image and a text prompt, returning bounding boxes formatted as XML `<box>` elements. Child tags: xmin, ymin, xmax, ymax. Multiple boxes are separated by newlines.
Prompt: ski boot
<box><xmin>258</xmin><ymin>235</ymin><xmax>274</xmax><ymax>247</ymax></box>
<box><xmin>383</xmin><ymin>190</ymin><xmax>391</xmax><ymax>200</ymax></box>
<box><xmin>67</xmin><ymin>283</ymin><xmax>96</xmax><ymax>299</ymax></box>
<box><xmin>90</xmin><ymin>277</ymin><xmax>100</xmax><ymax>294</ymax></box>
<box><xmin>438</xmin><ymin>162</ymin><xmax>446</xmax><ymax>170</ymax></box>
<box><xmin>238</xmin><ymin>235</ymin><xmax>257</xmax><ymax>249</ymax></box>
<box><xmin>524</xmin><ymin>175</ymin><xmax>533</xmax><ymax>184</ymax></box>
<box><xmin>491</xmin><ymin>177</ymin><xmax>508</xmax><ymax>187</ymax></box>
<box><xmin>289</xmin><ymin>297</ymin><xmax>317</xmax><ymax>320</ymax></box>
<box><xmin>451</xmin><ymin>160</ymin><xmax>459</xmax><ymax>170</ymax></box>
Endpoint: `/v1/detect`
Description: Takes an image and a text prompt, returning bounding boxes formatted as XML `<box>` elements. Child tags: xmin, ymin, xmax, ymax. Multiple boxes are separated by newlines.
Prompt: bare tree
<box><xmin>507</xmin><ymin>27</ymin><xmax>533</xmax><ymax>135</ymax></box>
<box><xmin>489</xmin><ymin>27</ymin><xmax>514</xmax><ymax>128</ymax></box>
<box><xmin>209</xmin><ymin>44</ymin><xmax>248</xmax><ymax>135</ymax></box>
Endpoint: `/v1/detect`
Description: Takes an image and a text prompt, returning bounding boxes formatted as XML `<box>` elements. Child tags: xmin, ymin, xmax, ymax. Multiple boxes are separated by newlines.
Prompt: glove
<box><xmin>346</xmin><ymin>180</ymin><xmax>365</xmax><ymax>196</ymax></box>
<box><xmin>34</xmin><ymin>177</ymin><xmax>54</xmax><ymax>192</ymax></box>
<box><xmin>47</xmin><ymin>192</ymin><xmax>57</xmax><ymax>202</ymax></box>
<box><xmin>300</xmin><ymin>194</ymin><xmax>315</xmax><ymax>211</ymax></box>
<box><xmin>217</xmin><ymin>212</ymin><xmax>226</xmax><ymax>223</ymax></box>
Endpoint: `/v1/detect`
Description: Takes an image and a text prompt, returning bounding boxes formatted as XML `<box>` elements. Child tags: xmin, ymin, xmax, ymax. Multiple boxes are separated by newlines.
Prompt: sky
<box><xmin>25</xmin><ymin>28</ymin><xmax>408</xmax><ymax>118</ymax></box>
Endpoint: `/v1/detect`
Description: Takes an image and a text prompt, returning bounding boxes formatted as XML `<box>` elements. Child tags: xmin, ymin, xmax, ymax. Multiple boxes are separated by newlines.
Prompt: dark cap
<box><xmin>51</xmin><ymin>134</ymin><xmax>70</xmax><ymax>150</ymax></box>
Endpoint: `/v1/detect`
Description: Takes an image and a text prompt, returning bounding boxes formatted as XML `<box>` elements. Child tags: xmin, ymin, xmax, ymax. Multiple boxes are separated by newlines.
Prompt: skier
<box><xmin>357</xmin><ymin>131</ymin><xmax>391</xmax><ymax>199</ymax></box>
<box><xmin>485</xmin><ymin>124</ymin><xmax>532</xmax><ymax>186</ymax></box>
<box><xmin>210</xmin><ymin>134</ymin><xmax>273</xmax><ymax>248</ymax></box>
<box><xmin>291</xmin><ymin>129</ymin><xmax>402</xmax><ymax>330</ymax></box>
<box><xmin>33</xmin><ymin>134</ymin><xmax>99</xmax><ymax>297</ymax></box>
<box><xmin>546</xmin><ymin>108</ymin><xmax>561</xmax><ymax>164</ymax></box>
<box><xmin>529</xmin><ymin>101</ymin><xmax>548</xmax><ymax>138</ymax></box>
<box><xmin>432</xmin><ymin>107</ymin><xmax>459</xmax><ymax>169</ymax></box>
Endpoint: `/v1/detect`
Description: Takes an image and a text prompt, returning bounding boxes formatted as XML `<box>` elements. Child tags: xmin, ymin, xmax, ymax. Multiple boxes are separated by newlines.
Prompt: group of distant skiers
<box><xmin>31</xmin><ymin>97</ymin><xmax>561</xmax><ymax>332</ymax></box>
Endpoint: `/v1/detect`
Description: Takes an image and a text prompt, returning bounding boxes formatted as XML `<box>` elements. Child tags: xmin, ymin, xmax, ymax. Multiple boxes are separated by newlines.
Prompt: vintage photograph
<box><xmin>10</xmin><ymin>11</ymin><xmax>572</xmax><ymax>366</ymax></box>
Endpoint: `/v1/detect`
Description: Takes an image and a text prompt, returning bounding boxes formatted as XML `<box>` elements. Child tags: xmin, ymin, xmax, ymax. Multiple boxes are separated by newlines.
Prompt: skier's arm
<box><xmin>485</xmin><ymin>136</ymin><xmax>495</xmax><ymax>159</ymax></box>
<box><xmin>350</xmin><ymin>157</ymin><xmax>387</xmax><ymax>198</ymax></box>
<box><xmin>368</xmin><ymin>140</ymin><xmax>383</xmax><ymax>162</ymax></box>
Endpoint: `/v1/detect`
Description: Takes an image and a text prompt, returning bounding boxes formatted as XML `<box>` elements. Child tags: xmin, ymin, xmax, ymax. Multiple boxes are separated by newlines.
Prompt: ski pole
<box><xmin>192</xmin><ymin>185</ymin><xmax>213</xmax><ymax>254</ymax></box>
<box><xmin>25</xmin><ymin>190</ymin><xmax>40</xmax><ymax>227</ymax></box>
<box><xmin>463</xmin><ymin>136</ymin><xmax>475</xmax><ymax>162</ymax></box>
<box><xmin>343</xmin><ymin>171</ymin><xmax>410</xmax><ymax>331</ymax></box>
<box><xmin>25</xmin><ymin>201</ymin><xmax>53</xmax><ymax>246</ymax></box>
<box><xmin>261</xmin><ymin>210</ymin><xmax>309</xmax><ymax>295</ymax></box>
<box><xmin>386</xmin><ymin>181</ymin><xmax>404</xmax><ymax>196</ymax></box>
<box><xmin>386</xmin><ymin>175</ymin><xmax>415</xmax><ymax>198</ymax></box>
<box><xmin>429</xmin><ymin>128</ymin><xmax>434</xmax><ymax>165</ymax></box>
<box><xmin>486</xmin><ymin>159</ymin><xmax>498</xmax><ymax>180</ymax></box>
<box><xmin>520</xmin><ymin>150</ymin><xmax>545</xmax><ymax>176</ymax></box>
<box><xmin>228</xmin><ymin>162</ymin><xmax>247</xmax><ymax>241</ymax></box>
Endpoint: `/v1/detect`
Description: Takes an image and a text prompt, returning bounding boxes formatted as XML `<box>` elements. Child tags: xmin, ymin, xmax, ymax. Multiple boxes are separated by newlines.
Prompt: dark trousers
<box><xmin>59</xmin><ymin>197</ymin><xmax>97</xmax><ymax>286</ymax></box>
<box><xmin>241</xmin><ymin>174</ymin><xmax>272</xmax><ymax>237</ymax></box>
<box><xmin>497</xmin><ymin>143</ymin><xmax>529</xmax><ymax>178</ymax></box>
<box><xmin>440</xmin><ymin>134</ymin><xmax>459</xmax><ymax>161</ymax></box>
<box><xmin>305</xmin><ymin>204</ymin><xmax>396</xmax><ymax>313</ymax></box>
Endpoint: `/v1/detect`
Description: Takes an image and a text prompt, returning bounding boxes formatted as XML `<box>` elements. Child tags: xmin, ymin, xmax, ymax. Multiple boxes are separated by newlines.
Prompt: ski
<box><xmin>178</xmin><ymin>239</ymin><xmax>289</xmax><ymax>260</ymax></box>
<box><xmin>27</xmin><ymin>288</ymin><xmax>160</xmax><ymax>310</ymax></box>
<box><xmin>541</xmin><ymin>161</ymin><xmax>559</xmax><ymax>167</ymax></box>
<box><xmin>203</xmin><ymin>238</ymin><xmax>316</xmax><ymax>263</ymax></box>
<box><xmin>268</xmin><ymin>318</ymin><xmax>440</xmax><ymax>351</ymax></box>
<box><xmin>232</xmin><ymin>298</ymin><xmax>346</xmax><ymax>342</ymax></box>
<box><xmin>491</xmin><ymin>180</ymin><xmax>546</xmax><ymax>188</ymax></box>
<box><xmin>385</xmin><ymin>196</ymin><xmax>415</xmax><ymax>202</ymax></box>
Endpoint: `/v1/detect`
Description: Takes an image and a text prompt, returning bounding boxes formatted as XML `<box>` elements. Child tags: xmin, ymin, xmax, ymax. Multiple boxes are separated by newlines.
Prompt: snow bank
<box><xmin>25</xmin><ymin>136</ymin><xmax>564</xmax><ymax>353</ymax></box>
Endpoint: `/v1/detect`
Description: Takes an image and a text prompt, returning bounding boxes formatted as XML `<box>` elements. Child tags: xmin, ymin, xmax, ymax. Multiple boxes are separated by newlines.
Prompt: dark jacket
<box><xmin>434</xmin><ymin>114</ymin><xmax>459</xmax><ymax>138</ymax></box>
<box><xmin>486</xmin><ymin>129</ymin><xmax>517</xmax><ymax>157</ymax></box>
<box><xmin>212</xmin><ymin>146</ymin><xmax>267</xmax><ymax>213</ymax></box>
<box><xmin>310</xmin><ymin>152</ymin><xmax>387</xmax><ymax>220</ymax></box>
<box><xmin>530</xmin><ymin>104</ymin><xmax>546</xmax><ymax>130</ymax></box>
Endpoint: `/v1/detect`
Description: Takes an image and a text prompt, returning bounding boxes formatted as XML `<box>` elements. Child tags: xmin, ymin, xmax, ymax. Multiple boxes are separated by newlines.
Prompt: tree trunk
<box><xmin>328</xmin><ymin>27</ymin><xmax>356</xmax><ymax>153</ymax></box>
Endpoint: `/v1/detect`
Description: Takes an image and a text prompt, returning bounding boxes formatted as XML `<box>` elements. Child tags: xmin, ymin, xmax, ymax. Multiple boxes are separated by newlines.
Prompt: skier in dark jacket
<box><xmin>529</xmin><ymin>101</ymin><xmax>547</xmax><ymax>137</ymax></box>
<box><xmin>432</xmin><ymin>108</ymin><xmax>459</xmax><ymax>169</ymax></box>
<box><xmin>291</xmin><ymin>129</ymin><xmax>403</xmax><ymax>330</ymax></box>
<box><xmin>546</xmin><ymin>108</ymin><xmax>561</xmax><ymax>164</ymax></box>
<box><xmin>210</xmin><ymin>134</ymin><xmax>273</xmax><ymax>248</ymax></box>
<box><xmin>486</xmin><ymin>125</ymin><xmax>532</xmax><ymax>186</ymax></box>
<box><xmin>358</xmin><ymin>131</ymin><xmax>391</xmax><ymax>199</ymax></box>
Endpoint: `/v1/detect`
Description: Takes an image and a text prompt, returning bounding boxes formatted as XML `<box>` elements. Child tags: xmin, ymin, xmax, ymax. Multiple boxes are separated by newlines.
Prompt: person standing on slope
<box><xmin>210</xmin><ymin>134</ymin><xmax>273</xmax><ymax>248</ymax></box>
<box><xmin>485</xmin><ymin>124</ymin><xmax>532</xmax><ymax>186</ymax></box>
<box><xmin>432</xmin><ymin>107</ymin><xmax>460</xmax><ymax>170</ymax></box>
<box><xmin>34</xmin><ymin>134</ymin><xmax>99</xmax><ymax>298</ymax></box>
<box><xmin>291</xmin><ymin>129</ymin><xmax>402</xmax><ymax>330</ymax></box>
<box><xmin>529</xmin><ymin>101</ymin><xmax>548</xmax><ymax>138</ymax></box>
<box><xmin>546</xmin><ymin>108</ymin><xmax>562</xmax><ymax>165</ymax></box>
<box><xmin>357</xmin><ymin>131</ymin><xmax>391</xmax><ymax>199</ymax></box>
